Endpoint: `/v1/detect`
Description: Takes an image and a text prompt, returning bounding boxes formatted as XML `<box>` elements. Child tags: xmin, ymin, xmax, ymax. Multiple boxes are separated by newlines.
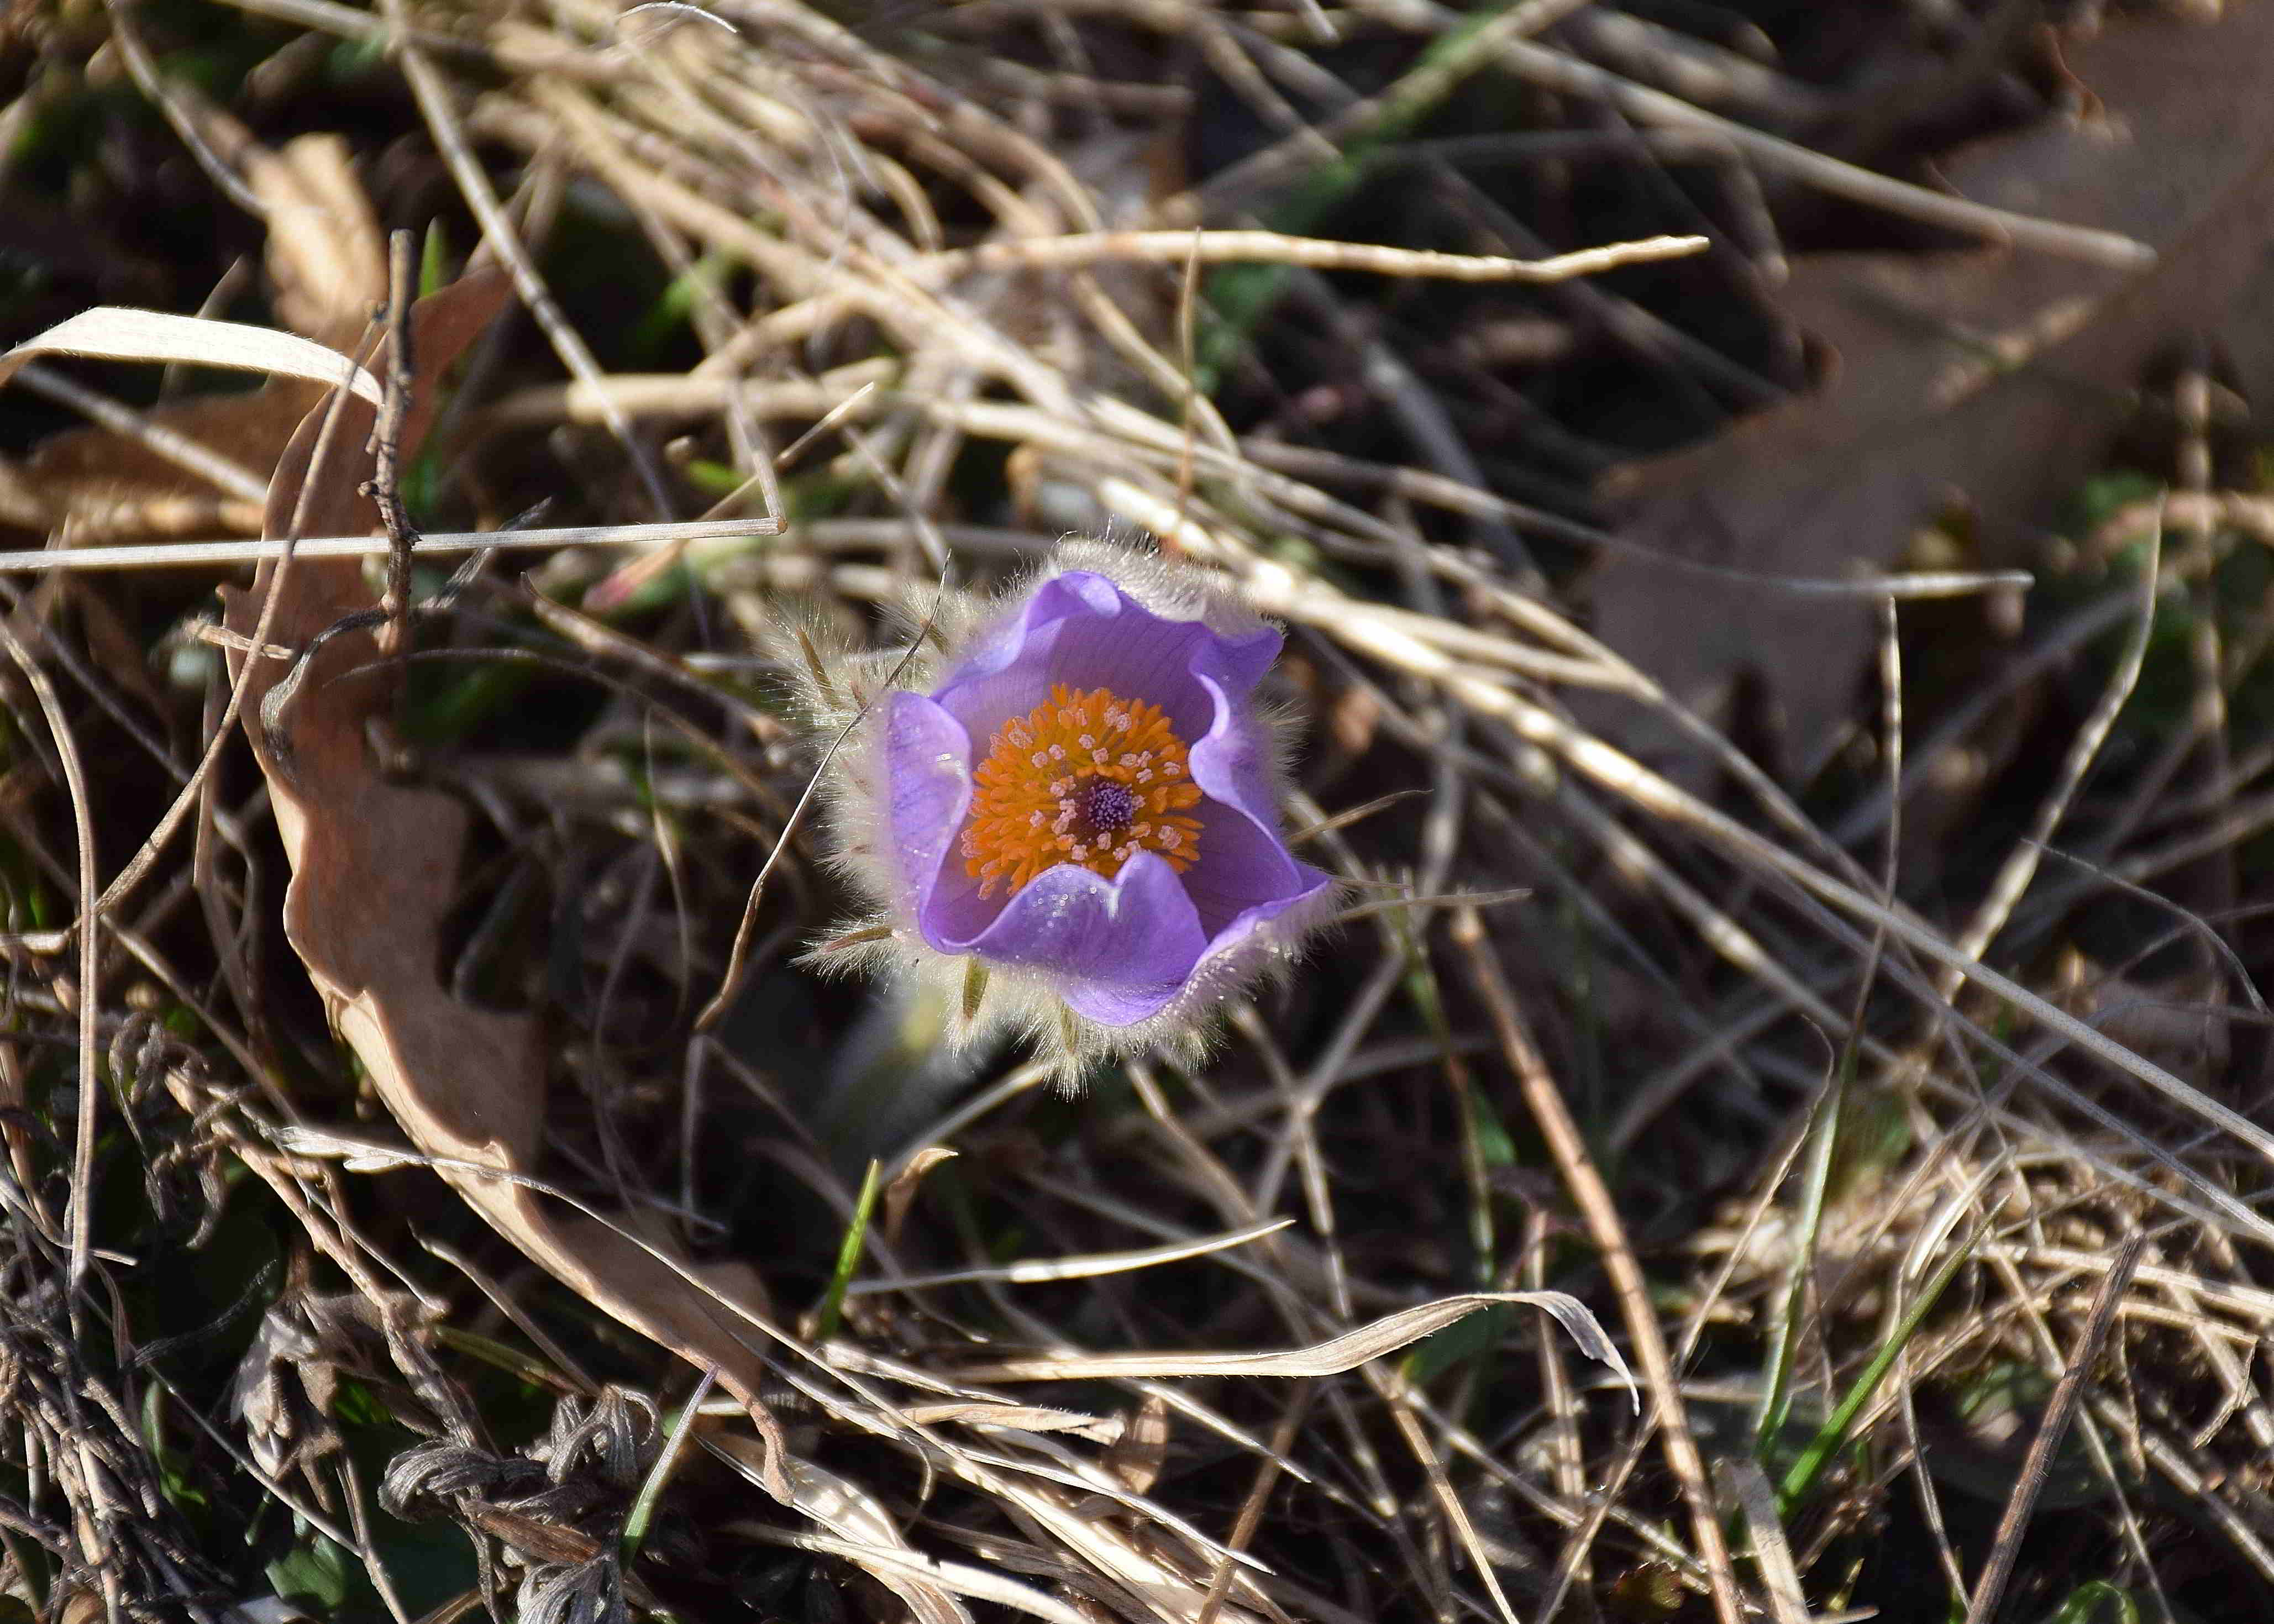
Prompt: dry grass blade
<box><xmin>949</xmin><ymin>1290</ymin><xmax>1632</xmax><ymax>1387</ymax></box>
<box><xmin>381</xmin><ymin>0</ymin><xmax>673</xmax><ymax>514</ymax></box>
<box><xmin>0</xmin><ymin>309</ymin><xmax>381</xmax><ymax>1312</ymax></box>
<box><xmin>0</xmin><ymin>616</ymin><xmax>101</xmax><ymax>1296</ymax></box>
<box><xmin>848</xmin><ymin>1218</ymin><xmax>1294</xmax><ymax>1293</ymax></box>
<box><xmin>1483</xmin><ymin>36</ymin><xmax>2154</xmax><ymax>267</ymax></box>
<box><xmin>1719</xmin><ymin>1457</ymin><xmax>1811</xmax><ymax>1624</ymax></box>
<box><xmin>709</xmin><ymin>1445</ymin><xmax>976</xmax><ymax>1624</ymax></box>
<box><xmin>0</xmin><ymin>306</ymin><xmax>382</xmax><ymax>404</ymax></box>
<box><xmin>6</xmin><ymin>362</ymin><xmax>272</xmax><ymax>505</ymax></box>
<box><xmin>929</xmin><ymin>228</ymin><xmax>1708</xmax><ymax>280</ymax></box>
<box><xmin>695</xmin><ymin>597</ymin><xmax>936</xmax><ymax>1030</ymax></box>
<box><xmin>720</xmin><ymin>1515</ymin><xmax>1092</xmax><ymax>1624</ymax></box>
<box><xmin>1297</xmin><ymin>584</ymin><xmax>2274</xmax><ymax>1197</ymax></box>
<box><xmin>1963</xmin><ymin>1233</ymin><xmax>2152</xmax><ymax>1624</ymax></box>
<box><xmin>1944</xmin><ymin>508</ymin><xmax>2163</xmax><ymax>982</ymax></box>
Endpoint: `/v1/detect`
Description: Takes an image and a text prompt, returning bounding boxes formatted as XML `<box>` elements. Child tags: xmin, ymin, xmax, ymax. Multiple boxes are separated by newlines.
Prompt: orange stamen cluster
<box><xmin>962</xmin><ymin>684</ymin><xmax>1204</xmax><ymax>897</ymax></box>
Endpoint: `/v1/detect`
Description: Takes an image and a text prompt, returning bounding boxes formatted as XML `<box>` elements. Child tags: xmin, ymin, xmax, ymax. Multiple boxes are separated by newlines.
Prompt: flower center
<box><xmin>962</xmin><ymin>684</ymin><xmax>1205</xmax><ymax>897</ymax></box>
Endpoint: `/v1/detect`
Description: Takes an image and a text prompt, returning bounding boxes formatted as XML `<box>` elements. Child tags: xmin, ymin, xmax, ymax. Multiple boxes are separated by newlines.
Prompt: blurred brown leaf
<box><xmin>243</xmin><ymin>132</ymin><xmax>388</xmax><ymax>349</ymax></box>
<box><xmin>1586</xmin><ymin>3</ymin><xmax>2274</xmax><ymax>767</ymax></box>
<box><xmin>7</xmin><ymin>128</ymin><xmax>386</xmax><ymax>549</ymax></box>
<box><xmin>218</xmin><ymin>268</ymin><xmax>785</xmax><ymax>1456</ymax></box>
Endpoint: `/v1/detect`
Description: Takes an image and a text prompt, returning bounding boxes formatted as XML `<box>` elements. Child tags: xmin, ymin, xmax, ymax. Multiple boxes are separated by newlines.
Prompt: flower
<box><xmin>794</xmin><ymin>540</ymin><xmax>1336</xmax><ymax>1076</ymax></box>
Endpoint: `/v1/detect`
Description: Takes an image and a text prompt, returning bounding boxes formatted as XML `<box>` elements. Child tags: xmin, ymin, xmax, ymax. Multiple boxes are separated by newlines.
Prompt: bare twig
<box><xmin>1963</xmin><ymin>1232</ymin><xmax>2150</xmax><ymax>1624</ymax></box>
<box><xmin>0</xmin><ymin>613</ymin><xmax>102</xmax><ymax>1300</ymax></box>
<box><xmin>366</xmin><ymin>230</ymin><xmax>419</xmax><ymax>676</ymax></box>
<box><xmin>0</xmin><ymin>517</ymin><xmax>781</xmax><ymax>574</ymax></box>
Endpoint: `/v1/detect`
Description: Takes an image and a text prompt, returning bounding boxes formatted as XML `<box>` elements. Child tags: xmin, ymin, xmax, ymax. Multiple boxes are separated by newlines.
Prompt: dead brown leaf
<box><xmin>218</xmin><ymin>269</ymin><xmax>785</xmax><ymax>1462</ymax></box>
<box><xmin>243</xmin><ymin>132</ymin><xmax>388</xmax><ymax>349</ymax></box>
<box><xmin>7</xmin><ymin>128</ymin><xmax>386</xmax><ymax>549</ymax></box>
<box><xmin>21</xmin><ymin>386</ymin><xmax>303</xmax><ymax>545</ymax></box>
<box><xmin>1586</xmin><ymin>3</ymin><xmax>2274</xmax><ymax>765</ymax></box>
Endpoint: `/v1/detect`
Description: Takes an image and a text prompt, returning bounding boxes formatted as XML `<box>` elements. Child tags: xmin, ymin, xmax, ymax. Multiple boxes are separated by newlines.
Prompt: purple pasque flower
<box><xmin>802</xmin><ymin>541</ymin><xmax>1336</xmax><ymax>1073</ymax></box>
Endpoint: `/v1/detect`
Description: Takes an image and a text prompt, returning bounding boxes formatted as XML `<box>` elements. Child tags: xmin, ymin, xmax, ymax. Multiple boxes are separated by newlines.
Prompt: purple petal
<box><xmin>1178</xmin><ymin>806</ymin><xmax>1325</xmax><ymax>935</ymax></box>
<box><xmin>877</xmin><ymin>692</ymin><xmax>972</xmax><ymax>921</ymax></box>
<box><xmin>939</xmin><ymin>853</ymin><xmax>1210</xmax><ymax>1026</ymax></box>
<box><xmin>1179</xmin><ymin>632</ymin><xmax>1336</xmax><ymax>934</ymax></box>
<box><xmin>931</xmin><ymin>572</ymin><xmax>1277</xmax><ymax>753</ymax></box>
<box><xmin>1167</xmin><ymin>862</ymin><xmax>1340</xmax><ymax>1022</ymax></box>
<box><xmin>1201</xmin><ymin>865</ymin><xmax>1338</xmax><ymax>957</ymax></box>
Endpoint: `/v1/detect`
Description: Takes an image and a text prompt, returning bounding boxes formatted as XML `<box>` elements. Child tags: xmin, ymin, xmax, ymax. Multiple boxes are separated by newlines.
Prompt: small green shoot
<box><xmin>1398</xmin><ymin>911</ymin><xmax>1521</xmax><ymax>1389</ymax></box>
<box><xmin>266</xmin><ymin>1531</ymin><xmax>351</xmax><ymax>1614</ymax></box>
<box><xmin>679</xmin><ymin>456</ymin><xmax>747</xmax><ymax>498</ymax></box>
<box><xmin>324</xmin><ymin>33</ymin><xmax>388</xmax><ymax>81</ymax></box>
<box><xmin>434</xmin><ymin>1325</ymin><xmax>573</xmax><ymax>1392</ymax></box>
<box><xmin>630</xmin><ymin>251</ymin><xmax>732</xmax><ymax>357</ymax></box>
<box><xmin>1777</xmin><ymin>1226</ymin><xmax>1982</xmax><ymax>1517</ymax></box>
<box><xmin>418</xmin><ymin>219</ymin><xmax>450</xmax><ymax>299</ymax></box>
<box><xmin>2043</xmin><ymin>1581</ymin><xmax>2141</xmax><ymax>1624</ymax></box>
<box><xmin>812</xmin><ymin>1158</ymin><xmax>881</xmax><ymax>1344</ymax></box>
<box><xmin>138</xmin><ymin>1384</ymin><xmax>209</xmax><ymax>1515</ymax></box>
<box><xmin>1755</xmin><ymin>1062</ymin><xmax>1848</xmax><ymax>1455</ymax></box>
<box><xmin>622</xmin><ymin>1367</ymin><xmax>714</xmax><ymax>1565</ymax></box>
<box><xmin>1405</xmin><ymin>936</ymin><xmax>1501</xmax><ymax>1286</ymax></box>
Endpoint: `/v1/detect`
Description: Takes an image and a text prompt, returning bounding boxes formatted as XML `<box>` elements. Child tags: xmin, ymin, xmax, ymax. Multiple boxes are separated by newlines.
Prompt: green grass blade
<box><xmin>812</xmin><ymin>1158</ymin><xmax>882</xmax><ymax>1344</ymax></box>
<box><xmin>2043</xmin><ymin>1581</ymin><xmax>2140</xmax><ymax>1624</ymax></box>
<box><xmin>418</xmin><ymin>218</ymin><xmax>449</xmax><ymax>298</ymax></box>
<box><xmin>1755</xmin><ymin>1062</ymin><xmax>1848</xmax><ymax>1454</ymax></box>
<box><xmin>622</xmin><ymin>1366</ymin><xmax>713</xmax><ymax>1564</ymax></box>
<box><xmin>1777</xmin><ymin>1224</ymin><xmax>1982</xmax><ymax>1516</ymax></box>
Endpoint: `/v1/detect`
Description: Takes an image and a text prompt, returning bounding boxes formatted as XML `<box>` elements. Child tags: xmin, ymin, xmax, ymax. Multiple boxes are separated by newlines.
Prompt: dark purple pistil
<box><xmin>1075</xmin><ymin>779</ymin><xmax>1140</xmax><ymax>839</ymax></box>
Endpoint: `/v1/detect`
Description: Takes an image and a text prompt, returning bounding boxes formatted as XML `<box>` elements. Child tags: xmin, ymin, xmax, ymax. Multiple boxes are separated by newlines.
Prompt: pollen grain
<box><xmin>962</xmin><ymin>684</ymin><xmax>1204</xmax><ymax>897</ymax></box>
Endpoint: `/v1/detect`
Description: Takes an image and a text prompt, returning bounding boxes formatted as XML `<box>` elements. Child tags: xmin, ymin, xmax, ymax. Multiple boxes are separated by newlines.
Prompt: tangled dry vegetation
<box><xmin>4</xmin><ymin>2</ymin><xmax>2274</xmax><ymax>1621</ymax></box>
